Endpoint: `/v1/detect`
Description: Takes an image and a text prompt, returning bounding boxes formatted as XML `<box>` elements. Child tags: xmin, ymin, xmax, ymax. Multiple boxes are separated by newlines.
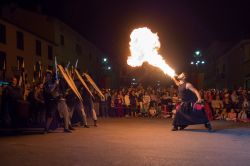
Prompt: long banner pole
<box><xmin>83</xmin><ymin>73</ymin><xmax>104</xmax><ymax>99</ymax></box>
<box><xmin>74</xmin><ymin>69</ymin><xmax>94</xmax><ymax>98</ymax></box>
<box><xmin>57</xmin><ymin>65</ymin><xmax>82</xmax><ymax>101</ymax></box>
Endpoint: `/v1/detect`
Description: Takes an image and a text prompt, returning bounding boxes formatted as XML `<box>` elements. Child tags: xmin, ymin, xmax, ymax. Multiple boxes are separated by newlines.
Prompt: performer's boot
<box><xmin>171</xmin><ymin>125</ymin><xmax>178</xmax><ymax>131</ymax></box>
<box><xmin>205</xmin><ymin>122</ymin><xmax>213</xmax><ymax>131</ymax></box>
<box><xmin>94</xmin><ymin>120</ymin><xmax>98</xmax><ymax>127</ymax></box>
<box><xmin>179</xmin><ymin>125</ymin><xmax>188</xmax><ymax>130</ymax></box>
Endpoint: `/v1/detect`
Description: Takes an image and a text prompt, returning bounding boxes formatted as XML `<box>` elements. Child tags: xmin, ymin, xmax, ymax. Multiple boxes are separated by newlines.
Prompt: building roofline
<box><xmin>223</xmin><ymin>39</ymin><xmax>250</xmax><ymax>57</ymax></box>
<box><xmin>0</xmin><ymin>17</ymin><xmax>57</xmax><ymax>46</ymax></box>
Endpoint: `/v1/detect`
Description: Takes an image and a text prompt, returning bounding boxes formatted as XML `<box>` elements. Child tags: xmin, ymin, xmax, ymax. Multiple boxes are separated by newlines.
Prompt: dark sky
<box><xmin>2</xmin><ymin>0</ymin><xmax>250</xmax><ymax>71</ymax></box>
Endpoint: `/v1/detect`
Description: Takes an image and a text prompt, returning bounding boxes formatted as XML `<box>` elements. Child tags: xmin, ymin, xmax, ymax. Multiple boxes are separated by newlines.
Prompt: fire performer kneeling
<box><xmin>171</xmin><ymin>73</ymin><xmax>213</xmax><ymax>131</ymax></box>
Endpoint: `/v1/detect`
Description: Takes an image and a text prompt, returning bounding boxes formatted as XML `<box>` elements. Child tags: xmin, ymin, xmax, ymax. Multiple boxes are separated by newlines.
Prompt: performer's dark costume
<box><xmin>172</xmin><ymin>82</ymin><xmax>212</xmax><ymax>130</ymax></box>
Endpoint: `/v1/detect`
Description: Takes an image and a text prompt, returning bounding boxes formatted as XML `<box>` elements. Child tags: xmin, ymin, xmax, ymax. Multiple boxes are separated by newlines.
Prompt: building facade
<box><xmin>0</xmin><ymin>18</ymin><xmax>55</xmax><ymax>82</ymax></box>
<box><xmin>204</xmin><ymin>40</ymin><xmax>250</xmax><ymax>89</ymax></box>
<box><xmin>1</xmin><ymin>5</ymin><xmax>106</xmax><ymax>84</ymax></box>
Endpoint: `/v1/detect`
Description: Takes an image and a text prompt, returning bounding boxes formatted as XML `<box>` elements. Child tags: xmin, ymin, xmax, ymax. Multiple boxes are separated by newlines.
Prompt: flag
<box><xmin>55</xmin><ymin>56</ymin><xmax>59</xmax><ymax>80</ymax></box>
<box><xmin>75</xmin><ymin>59</ymin><xmax>78</xmax><ymax>68</ymax></box>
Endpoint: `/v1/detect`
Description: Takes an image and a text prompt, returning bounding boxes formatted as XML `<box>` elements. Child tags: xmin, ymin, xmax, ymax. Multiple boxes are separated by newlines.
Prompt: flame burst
<box><xmin>127</xmin><ymin>27</ymin><xmax>176</xmax><ymax>77</ymax></box>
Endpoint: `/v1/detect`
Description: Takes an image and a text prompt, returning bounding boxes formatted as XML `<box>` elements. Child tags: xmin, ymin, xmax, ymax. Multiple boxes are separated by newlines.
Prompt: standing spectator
<box><xmin>34</xmin><ymin>82</ymin><xmax>45</xmax><ymax>125</ymax></box>
<box><xmin>100</xmin><ymin>89</ymin><xmax>109</xmax><ymax>118</ymax></box>
<box><xmin>137</xmin><ymin>90</ymin><xmax>144</xmax><ymax>114</ymax></box>
<box><xmin>115</xmin><ymin>91</ymin><xmax>123</xmax><ymax>117</ymax></box>
<box><xmin>110</xmin><ymin>91</ymin><xmax>117</xmax><ymax>117</ymax></box>
<box><xmin>143</xmin><ymin>91</ymin><xmax>151</xmax><ymax>114</ymax></box>
<box><xmin>124</xmin><ymin>91</ymin><xmax>131</xmax><ymax>117</ymax></box>
<box><xmin>130</xmin><ymin>90</ymin><xmax>137</xmax><ymax>117</ymax></box>
<box><xmin>2</xmin><ymin>76</ymin><xmax>23</xmax><ymax>126</ymax></box>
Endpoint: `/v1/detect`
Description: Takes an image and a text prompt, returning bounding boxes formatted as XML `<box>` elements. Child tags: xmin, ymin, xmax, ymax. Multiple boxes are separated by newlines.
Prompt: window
<box><xmin>35</xmin><ymin>40</ymin><xmax>42</xmax><ymax>56</ymax></box>
<box><xmin>0</xmin><ymin>24</ymin><xmax>6</xmax><ymax>44</ymax></box>
<box><xmin>17</xmin><ymin>56</ymin><xmax>24</xmax><ymax>70</ymax></box>
<box><xmin>48</xmin><ymin>45</ymin><xmax>53</xmax><ymax>60</ymax></box>
<box><xmin>0</xmin><ymin>51</ymin><xmax>6</xmax><ymax>70</ymax></box>
<box><xmin>16</xmin><ymin>31</ymin><xmax>24</xmax><ymax>50</ymax></box>
<box><xmin>60</xmin><ymin>35</ymin><xmax>64</xmax><ymax>46</ymax></box>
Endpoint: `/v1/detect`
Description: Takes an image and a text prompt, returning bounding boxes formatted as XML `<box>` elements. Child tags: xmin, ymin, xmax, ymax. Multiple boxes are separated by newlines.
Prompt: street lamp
<box><xmin>195</xmin><ymin>51</ymin><xmax>200</xmax><ymax>56</ymax></box>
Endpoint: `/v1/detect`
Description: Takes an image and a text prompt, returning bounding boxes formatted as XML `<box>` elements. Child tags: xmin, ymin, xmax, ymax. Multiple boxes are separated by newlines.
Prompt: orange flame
<box><xmin>127</xmin><ymin>27</ymin><xmax>176</xmax><ymax>77</ymax></box>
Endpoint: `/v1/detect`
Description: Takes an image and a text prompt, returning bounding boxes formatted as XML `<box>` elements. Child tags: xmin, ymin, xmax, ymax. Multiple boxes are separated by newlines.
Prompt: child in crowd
<box><xmin>211</xmin><ymin>95</ymin><xmax>223</xmax><ymax>118</ymax></box>
<box><xmin>226</xmin><ymin>109</ymin><xmax>237</xmax><ymax>122</ymax></box>
<box><xmin>238</xmin><ymin>97</ymin><xmax>250</xmax><ymax>122</ymax></box>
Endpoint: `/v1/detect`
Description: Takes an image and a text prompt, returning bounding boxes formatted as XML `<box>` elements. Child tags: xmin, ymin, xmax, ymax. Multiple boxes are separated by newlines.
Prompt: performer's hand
<box><xmin>197</xmin><ymin>99</ymin><xmax>203</xmax><ymax>103</ymax></box>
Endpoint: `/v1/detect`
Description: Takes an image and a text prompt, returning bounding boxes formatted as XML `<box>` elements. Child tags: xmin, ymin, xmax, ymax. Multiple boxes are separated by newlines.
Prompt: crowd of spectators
<box><xmin>98</xmin><ymin>85</ymin><xmax>250</xmax><ymax>122</ymax></box>
<box><xmin>1</xmin><ymin>77</ymin><xmax>250</xmax><ymax>130</ymax></box>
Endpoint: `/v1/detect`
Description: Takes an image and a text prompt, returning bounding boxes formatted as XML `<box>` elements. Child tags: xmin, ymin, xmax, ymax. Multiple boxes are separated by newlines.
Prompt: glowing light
<box><xmin>107</xmin><ymin>66</ymin><xmax>111</xmax><ymax>70</ymax></box>
<box><xmin>127</xmin><ymin>27</ymin><xmax>176</xmax><ymax>78</ymax></box>
<box><xmin>195</xmin><ymin>51</ymin><xmax>200</xmax><ymax>56</ymax></box>
<box><xmin>191</xmin><ymin>61</ymin><xmax>194</xmax><ymax>65</ymax></box>
<box><xmin>201</xmin><ymin>61</ymin><xmax>205</xmax><ymax>64</ymax></box>
<box><xmin>103</xmin><ymin>58</ymin><xmax>107</xmax><ymax>62</ymax></box>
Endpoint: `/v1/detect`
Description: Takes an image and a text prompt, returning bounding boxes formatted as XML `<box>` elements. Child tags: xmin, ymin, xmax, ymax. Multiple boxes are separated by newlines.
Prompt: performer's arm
<box><xmin>172</xmin><ymin>76</ymin><xmax>180</xmax><ymax>86</ymax></box>
<box><xmin>186</xmin><ymin>83</ymin><xmax>202</xmax><ymax>102</ymax></box>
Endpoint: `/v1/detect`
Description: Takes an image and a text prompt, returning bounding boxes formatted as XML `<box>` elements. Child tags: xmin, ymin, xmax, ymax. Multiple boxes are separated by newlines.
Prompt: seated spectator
<box><xmin>221</xmin><ymin>98</ymin><xmax>232</xmax><ymax>120</ymax></box>
<box><xmin>226</xmin><ymin>108</ymin><xmax>237</xmax><ymax>122</ymax></box>
<box><xmin>239</xmin><ymin>96</ymin><xmax>250</xmax><ymax>122</ymax></box>
<box><xmin>211</xmin><ymin>95</ymin><xmax>223</xmax><ymax>118</ymax></box>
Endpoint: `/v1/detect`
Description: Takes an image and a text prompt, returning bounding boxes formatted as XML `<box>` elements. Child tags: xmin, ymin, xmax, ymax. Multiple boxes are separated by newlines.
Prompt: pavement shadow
<box><xmin>182</xmin><ymin>127</ymin><xmax>250</xmax><ymax>137</ymax></box>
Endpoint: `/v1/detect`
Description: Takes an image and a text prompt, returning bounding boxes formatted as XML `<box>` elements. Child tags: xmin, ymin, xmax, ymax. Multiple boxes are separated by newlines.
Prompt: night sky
<box><xmin>1</xmin><ymin>0</ymin><xmax>250</xmax><ymax>72</ymax></box>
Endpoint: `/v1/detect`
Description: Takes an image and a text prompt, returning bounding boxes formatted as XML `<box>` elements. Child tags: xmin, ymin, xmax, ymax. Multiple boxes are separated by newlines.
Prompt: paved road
<box><xmin>0</xmin><ymin>118</ymin><xmax>250</xmax><ymax>166</ymax></box>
